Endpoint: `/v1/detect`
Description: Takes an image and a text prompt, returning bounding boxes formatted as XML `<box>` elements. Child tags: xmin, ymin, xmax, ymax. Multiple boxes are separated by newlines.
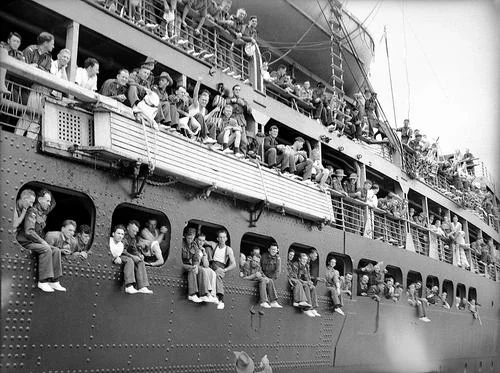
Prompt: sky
<box><xmin>344</xmin><ymin>0</ymin><xmax>500</xmax><ymax>183</ymax></box>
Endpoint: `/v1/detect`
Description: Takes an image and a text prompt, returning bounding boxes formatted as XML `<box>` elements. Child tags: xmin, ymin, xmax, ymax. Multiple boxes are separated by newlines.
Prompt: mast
<box><xmin>383</xmin><ymin>25</ymin><xmax>398</xmax><ymax>128</ymax></box>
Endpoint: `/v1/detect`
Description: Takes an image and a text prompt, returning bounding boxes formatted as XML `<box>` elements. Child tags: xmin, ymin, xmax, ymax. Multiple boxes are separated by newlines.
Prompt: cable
<box><xmin>269</xmin><ymin>1</ymin><xmax>329</xmax><ymax>66</ymax></box>
<box><xmin>402</xmin><ymin>0</ymin><xmax>411</xmax><ymax>120</ymax></box>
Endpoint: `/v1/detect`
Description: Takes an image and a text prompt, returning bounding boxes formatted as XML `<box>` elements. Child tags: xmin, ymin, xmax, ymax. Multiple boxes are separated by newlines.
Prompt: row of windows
<box><xmin>14</xmin><ymin>183</ymin><xmax>484</xmax><ymax>307</ymax></box>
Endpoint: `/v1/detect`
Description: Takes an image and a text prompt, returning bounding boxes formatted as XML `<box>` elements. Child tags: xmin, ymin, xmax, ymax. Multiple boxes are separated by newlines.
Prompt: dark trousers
<box><xmin>24</xmin><ymin>243</ymin><xmax>62</xmax><ymax>281</ymax></box>
<box><xmin>186</xmin><ymin>267</ymin><xmax>209</xmax><ymax>296</ymax></box>
<box><xmin>302</xmin><ymin>282</ymin><xmax>318</xmax><ymax>308</ymax></box>
<box><xmin>289</xmin><ymin>278</ymin><xmax>308</xmax><ymax>304</ymax></box>
<box><xmin>265</xmin><ymin>148</ymin><xmax>293</xmax><ymax>171</ymax></box>
<box><xmin>327</xmin><ymin>286</ymin><xmax>342</xmax><ymax>308</ymax></box>
<box><xmin>257</xmin><ymin>277</ymin><xmax>277</xmax><ymax>304</ymax></box>
<box><xmin>121</xmin><ymin>255</ymin><xmax>149</xmax><ymax>289</ymax></box>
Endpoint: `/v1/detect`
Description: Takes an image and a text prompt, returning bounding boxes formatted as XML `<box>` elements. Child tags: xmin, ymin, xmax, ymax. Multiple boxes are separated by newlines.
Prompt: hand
<box><xmin>42</xmin><ymin>241</ymin><xmax>51</xmax><ymax>250</ymax></box>
<box><xmin>116</xmin><ymin>94</ymin><xmax>126</xmax><ymax>102</ymax></box>
<box><xmin>61</xmin><ymin>248</ymin><xmax>72</xmax><ymax>255</ymax></box>
<box><xmin>346</xmin><ymin>290</ymin><xmax>352</xmax><ymax>296</ymax></box>
<box><xmin>215</xmin><ymin>268</ymin><xmax>225</xmax><ymax>276</ymax></box>
<box><xmin>192</xmin><ymin>265</ymin><xmax>199</xmax><ymax>275</ymax></box>
<box><xmin>159</xmin><ymin>226</ymin><xmax>168</xmax><ymax>234</ymax></box>
<box><xmin>131</xmin><ymin>255</ymin><xmax>142</xmax><ymax>263</ymax></box>
<box><xmin>255</xmin><ymin>272</ymin><xmax>262</xmax><ymax>279</ymax></box>
<box><xmin>114</xmin><ymin>257</ymin><xmax>122</xmax><ymax>265</ymax></box>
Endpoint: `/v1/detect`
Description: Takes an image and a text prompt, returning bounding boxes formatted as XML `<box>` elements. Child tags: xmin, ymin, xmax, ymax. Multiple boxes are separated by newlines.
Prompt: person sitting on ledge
<box><xmin>44</xmin><ymin>219</ymin><xmax>77</xmax><ymax>257</ymax></box>
<box><xmin>217</xmin><ymin>104</ymin><xmax>244</xmax><ymax>158</ymax></box>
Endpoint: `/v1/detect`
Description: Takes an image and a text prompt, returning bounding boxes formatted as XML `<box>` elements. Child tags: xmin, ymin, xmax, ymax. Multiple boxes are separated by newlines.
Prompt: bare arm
<box><xmin>224</xmin><ymin>246</ymin><xmax>236</xmax><ymax>272</ymax></box>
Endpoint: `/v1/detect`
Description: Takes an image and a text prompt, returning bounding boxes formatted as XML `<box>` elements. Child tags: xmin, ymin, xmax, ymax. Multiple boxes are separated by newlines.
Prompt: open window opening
<box><xmin>326</xmin><ymin>252</ymin><xmax>353</xmax><ymax>298</ymax></box>
<box><xmin>184</xmin><ymin>219</ymin><xmax>230</xmax><ymax>247</ymax></box>
<box><xmin>468</xmin><ymin>287</ymin><xmax>477</xmax><ymax>303</ymax></box>
<box><xmin>16</xmin><ymin>182</ymin><xmax>95</xmax><ymax>252</ymax></box>
<box><xmin>385</xmin><ymin>265</ymin><xmax>403</xmax><ymax>286</ymax></box>
<box><xmin>111</xmin><ymin>203</ymin><xmax>171</xmax><ymax>263</ymax></box>
<box><xmin>442</xmin><ymin>279</ymin><xmax>454</xmax><ymax>307</ymax></box>
<box><xmin>456</xmin><ymin>283</ymin><xmax>466</xmax><ymax>309</ymax></box>
<box><xmin>426</xmin><ymin>275</ymin><xmax>439</xmax><ymax>293</ymax></box>
<box><xmin>407</xmin><ymin>270</ymin><xmax>423</xmax><ymax>297</ymax></box>
<box><xmin>356</xmin><ymin>258</ymin><xmax>377</xmax><ymax>296</ymax></box>
<box><xmin>288</xmin><ymin>243</ymin><xmax>319</xmax><ymax>284</ymax></box>
<box><xmin>240</xmin><ymin>233</ymin><xmax>277</xmax><ymax>270</ymax></box>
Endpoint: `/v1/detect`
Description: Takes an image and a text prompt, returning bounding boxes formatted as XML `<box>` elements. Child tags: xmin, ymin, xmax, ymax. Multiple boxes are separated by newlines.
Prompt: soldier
<box><xmin>45</xmin><ymin>219</ymin><xmax>78</xmax><ymax>256</ymax></box>
<box><xmin>16</xmin><ymin>189</ymin><xmax>66</xmax><ymax>292</ymax></box>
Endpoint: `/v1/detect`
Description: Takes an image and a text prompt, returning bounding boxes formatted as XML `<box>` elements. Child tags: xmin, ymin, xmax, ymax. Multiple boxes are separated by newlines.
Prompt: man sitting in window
<box><xmin>256</xmin><ymin>243</ymin><xmax>282</xmax><ymax>308</ymax></box>
<box><xmin>138</xmin><ymin>218</ymin><xmax>167</xmax><ymax>266</ymax></box>
<box><xmin>206</xmin><ymin>229</ymin><xmax>236</xmax><ymax>310</ymax></box>
<box><xmin>295</xmin><ymin>252</ymin><xmax>321</xmax><ymax>317</ymax></box>
<box><xmin>118</xmin><ymin>220</ymin><xmax>153</xmax><ymax>294</ymax></box>
<box><xmin>73</xmin><ymin>224</ymin><xmax>92</xmax><ymax>260</ymax></box>
<box><xmin>182</xmin><ymin>227</ymin><xmax>212</xmax><ymax>303</ymax></box>
<box><xmin>45</xmin><ymin>219</ymin><xmax>78</xmax><ymax>257</ymax></box>
<box><xmin>16</xmin><ymin>189</ymin><xmax>66</xmax><ymax>292</ymax></box>
<box><xmin>287</xmin><ymin>249</ymin><xmax>311</xmax><ymax>313</ymax></box>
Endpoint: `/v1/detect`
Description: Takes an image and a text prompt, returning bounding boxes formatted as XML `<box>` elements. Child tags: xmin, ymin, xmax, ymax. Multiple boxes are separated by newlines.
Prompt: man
<box><xmin>358</xmin><ymin>274</ymin><xmax>369</xmax><ymax>296</ymax></box>
<box><xmin>295</xmin><ymin>252</ymin><xmax>320</xmax><ymax>317</ymax></box>
<box><xmin>13</xmin><ymin>188</ymin><xmax>36</xmax><ymax>231</ymax></box>
<box><xmin>343</xmin><ymin>173</ymin><xmax>363</xmax><ymax>233</ymax></box>
<box><xmin>207</xmin><ymin>229</ymin><xmax>236</xmax><ymax>310</ymax></box>
<box><xmin>195</xmin><ymin>232</ymin><xmax>218</xmax><ymax>302</ymax></box>
<box><xmin>15</xmin><ymin>32</ymin><xmax>54</xmax><ymax>138</ymax></box>
<box><xmin>298</xmin><ymin>81</ymin><xmax>313</xmax><ymax>103</ymax></box>
<box><xmin>23</xmin><ymin>31</ymin><xmax>54</xmax><ymax>72</ymax></box>
<box><xmin>138</xmin><ymin>218</ymin><xmax>167</xmax><ymax>266</ymax></box>
<box><xmin>16</xmin><ymin>189</ymin><xmax>66</xmax><ymax>292</ymax></box>
<box><xmin>396</xmin><ymin>119</ymin><xmax>412</xmax><ymax>145</ymax></box>
<box><xmin>329</xmin><ymin>169</ymin><xmax>347</xmax><ymax>195</ymax></box>
<box><xmin>100</xmin><ymin>68</ymin><xmax>130</xmax><ymax>103</ymax></box>
<box><xmin>263</xmin><ymin>125</ymin><xmax>294</xmax><ymax>173</ymax></box>
<box><xmin>0</xmin><ymin>31</ymin><xmax>24</xmax><ymax>94</ymax></box>
<box><xmin>217</xmin><ymin>104</ymin><xmax>244</xmax><ymax>157</ymax></box>
<box><xmin>308</xmin><ymin>249</ymin><xmax>320</xmax><ymax>286</ymax></box>
<box><xmin>310</xmin><ymin>143</ymin><xmax>330</xmax><ymax>187</ymax></box>
<box><xmin>121</xmin><ymin>220</ymin><xmax>153</xmax><ymax>294</ymax></box>
<box><xmin>325</xmin><ymin>257</ymin><xmax>345</xmax><ymax>315</ymax></box>
<box><xmin>228</xmin><ymin>84</ymin><xmax>251</xmax><ymax>152</ymax></box>
<box><xmin>242</xmin><ymin>15</ymin><xmax>258</xmax><ymax>45</ymax></box>
<box><xmin>45</xmin><ymin>219</ymin><xmax>78</xmax><ymax>256</ymax></box>
<box><xmin>181</xmin><ymin>227</ymin><xmax>211</xmax><ymax>303</ymax></box>
<box><xmin>73</xmin><ymin>224</ymin><xmax>92</xmax><ymax>260</ymax></box>
<box><xmin>408</xmin><ymin>131</ymin><xmax>423</xmax><ymax>153</ymax></box>
<box><xmin>128</xmin><ymin>65</ymin><xmax>152</xmax><ymax>110</ymax></box>
<box><xmin>289</xmin><ymin>137</ymin><xmax>314</xmax><ymax>182</ymax></box>
<box><xmin>259</xmin><ymin>243</ymin><xmax>282</xmax><ymax>308</ymax></box>
<box><xmin>152</xmin><ymin>71</ymin><xmax>174</xmax><ymax>126</ymax></box>
<box><xmin>168</xmin><ymin>85</ymin><xmax>193</xmax><ymax>134</ymax></box>
<box><xmin>188</xmin><ymin>80</ymin><xmax>218</xmax><ymax>144</ymax></box>
<box><xmin>271</xmin><ymin>64</ymin><xmax>288</xmax><ymax>87</ymax></box>
<box><xmin>364</xmin><ymin>90</ymin><xmax>379</xmax><ymax>136</ymax></box>
<box><xmin>50</xmin><ymin>48</ymin><xmax>71</xmax><ymax>81</ymax></box>
<box><xmin>75</xmin><ymin>57</ymin><xmax>99</xmax><ymax>92</ymax></box>
<box><xmin>312</xmin><ymin>82</ymin><xmax>332</xmax><ymax>126</ymax></box>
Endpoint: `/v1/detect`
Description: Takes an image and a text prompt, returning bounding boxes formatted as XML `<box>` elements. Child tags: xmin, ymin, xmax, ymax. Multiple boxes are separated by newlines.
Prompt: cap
<box><xmin>335</xmin><ymin>169</ymin><xmax>346</xmax><ymax>177</ymax></box>
<box><xmin>348</xmin><ymin>173</ymin><xmax>357</xmax><ymax>179</ymax></box>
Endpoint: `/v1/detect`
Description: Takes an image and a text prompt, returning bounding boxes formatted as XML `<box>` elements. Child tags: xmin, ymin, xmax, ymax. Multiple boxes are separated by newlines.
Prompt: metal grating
<box><xmin>57</xmin><ymin>109</ymin><xmax>82</xmax><ymax>144</ymax></box>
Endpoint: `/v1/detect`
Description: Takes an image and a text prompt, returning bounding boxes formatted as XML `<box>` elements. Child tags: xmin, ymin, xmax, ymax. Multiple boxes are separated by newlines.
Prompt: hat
<box><xmin>234</xmin><ymin>351</ymin><xmax>255</xmax><ymax>373</ymax></box>
<box><xmin>348</xmin><ymin>173</ymin><xmax>357</xmax><ymax>179</ymax></box>
<box><xmin>335</xmin><ymin>169</ymin><xmax>346</xmax><ymax>177</ymax></box>
<box><xmin>186</xmin><ymin>227</ymin><xmax>197</xmax><ymax>236</ymax></box>
<box><xmin>143</xmin><ymin>91</ymin><xmax>160</xmax><ymax>107</ymax></box>
<box><xmin>141</xmin><ymin>56</ymin><xmax>156</xmax><ymax>70</ymax></box>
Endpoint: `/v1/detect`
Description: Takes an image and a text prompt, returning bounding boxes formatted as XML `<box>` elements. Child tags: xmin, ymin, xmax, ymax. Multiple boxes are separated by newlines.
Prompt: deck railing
<box><xmin>409</xmin><ymin>222</ymin><xmax>430</xmax><ymax>256</ymax></box>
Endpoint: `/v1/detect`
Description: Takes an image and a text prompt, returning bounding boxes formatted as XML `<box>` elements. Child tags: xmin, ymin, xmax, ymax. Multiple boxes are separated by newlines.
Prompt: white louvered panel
<box><xmin>103</xmin><ymin>112</ymin><xmax>333</xmax><ymax>221</ymax></box>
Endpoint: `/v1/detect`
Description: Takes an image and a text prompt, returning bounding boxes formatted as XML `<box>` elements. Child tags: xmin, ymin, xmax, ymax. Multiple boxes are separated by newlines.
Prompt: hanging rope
<box><xmin>139</xmin><ymin>115</ymin><xmax>157</xmax><ymax>173</ymax></box>
<box><xmin>383</xmin><ymin>26</ymin><xmax>398</xmax><ymax>128</ymax></box>
<box><xmin>401</xmin><ymin>0</ymin><xmax>411</xmax><ymax>120</ymax></box>
<box><xmin>256</xmin><ymin>162</ymin><xmax>270</xmax><ymax>205</ymax></box>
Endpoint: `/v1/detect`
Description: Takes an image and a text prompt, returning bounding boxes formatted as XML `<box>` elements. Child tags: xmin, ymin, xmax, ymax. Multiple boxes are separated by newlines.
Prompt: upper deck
<box><xmin>1</xmin><ymin>0</ymin><xmax>499</xmax><ymax>279</ymax></box>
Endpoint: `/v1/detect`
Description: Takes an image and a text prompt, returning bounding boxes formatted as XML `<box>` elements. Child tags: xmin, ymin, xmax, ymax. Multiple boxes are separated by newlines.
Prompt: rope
<box><xmin>322</xmin><ymin>187</ymin><xmax>335</xmax><ymax>224</ymax></box>
<box><xmin>256</xmin><ymin>162</ymin><xmax>269</xmax><ymax>205</ymax></box>
<box><xmin>139</xmin><ymin>115</ymin><xmax>157</xmax><ymax>173</ymax></box>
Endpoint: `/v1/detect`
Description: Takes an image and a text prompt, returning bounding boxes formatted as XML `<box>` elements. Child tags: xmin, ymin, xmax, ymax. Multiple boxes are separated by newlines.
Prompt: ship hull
<box><xmin>1</xmin><ymin>132</ymin><xmax>499</xmax><ymax>373</ymax></box>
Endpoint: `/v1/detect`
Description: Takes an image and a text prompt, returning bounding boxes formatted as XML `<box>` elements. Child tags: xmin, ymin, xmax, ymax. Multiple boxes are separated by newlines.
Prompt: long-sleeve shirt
<box><xmin>325</xmin><ymin>267</ymin><xmax>340</xmax><ymax>288</ymax></box>
<box><xmin>16</xmin><ymin>202</ymin><xmax>55</xmax><ymax>246</ymax></box>
<box><xmin>296</xmin><ymin>262</ymin><xmax>311</xmax><ymax>283</ymax></box>
<box><xmin>44</xmin><ymin>231</ymin><xmax>77</xmax><ymax>251</ymax></box>
<box><xmin>100</xmin><ymin>78</ymin><xmax>127</xmax><ymax>97</ymax></box>
<box><xmin>260</xmin><ymin>253</ymin><xmax>281</xmax><ymax>279</ymax></box>
<box><xmin>263</xmin><ymin>135</ymin><xmax>279</xmax><ymax>153</ymax></box>
<box><xmin>122</xmin><ymin>233</ymin><xmax>140</xmax><ymax>256</ymax></box>
<box><xmin>181</xmin><ymin>239</ymin><xmax>201</xmax><ymax>266</ymax></box>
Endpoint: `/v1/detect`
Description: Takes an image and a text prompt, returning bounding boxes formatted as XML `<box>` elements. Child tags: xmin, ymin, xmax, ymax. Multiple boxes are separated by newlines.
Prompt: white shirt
<box><xmin>366</xmin><ymin>190</ymin><xmax>378</xmax><ymax>208</ymax></box>
<box><xmin>212</xmin><ymin>245</ymin><xmax>227</xmax><ymax>264</ymax></box>
<box><xmin>109</xmin><ymin>237</ymin><xmax>124</xmax><ymax>258</ymax></box>
<box><xmin>75</xmin><ymin>67</ymin><xmax>97</xmax><ymax>91</ymax></box>
<box><xmin>50</xmin><ymin>60</ymin><xmax>68</xmax><ymax>81</ymax></box>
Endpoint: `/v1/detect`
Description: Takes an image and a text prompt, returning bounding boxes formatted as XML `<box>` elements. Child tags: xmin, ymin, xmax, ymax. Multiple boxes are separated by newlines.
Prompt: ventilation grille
<box><xmin>57</xmin><ymin>110</ymin><xmax>82</xmax><ymax>144</ymax></box>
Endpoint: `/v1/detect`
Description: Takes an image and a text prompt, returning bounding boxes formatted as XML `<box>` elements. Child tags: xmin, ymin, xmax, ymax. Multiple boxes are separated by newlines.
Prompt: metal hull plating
<box><xmin>1</xmin><ymin>132</ymin><xmax>499</xmax><ymax>373</ymax></box>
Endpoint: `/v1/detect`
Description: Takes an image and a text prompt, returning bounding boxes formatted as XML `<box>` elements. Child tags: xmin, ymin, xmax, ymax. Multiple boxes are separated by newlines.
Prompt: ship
<box><xmin>0</xmin><ymin>1</ymin><xmax>499</xmax><ymax>372</ymax></box>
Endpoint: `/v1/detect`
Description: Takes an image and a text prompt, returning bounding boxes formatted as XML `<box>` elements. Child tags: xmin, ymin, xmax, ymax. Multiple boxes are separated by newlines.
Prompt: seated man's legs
<box><xmin>295</xmin><ymin>158</ymin><xmax>314</xmax><ymax>181</ymax></box>
<box><xmin>328</xmin><ymin>286</ymin><xmax>341</xmax><ymax>309</ymax></box>
<box><xmin>24</xmin><ymin>242</ymin><xmax>55</xmax><ymax>282</ymax></box>
<box><xmin>134</xmin><ymin>260</ymin><xmax>151</xmax><ymax>292</ymax></box>
<box><xmin>314</xmin><ymin>166</ymin><xmax>330</xmax><ymax>186</ymax></box>
<box><xmin>196</xmin><ymin>266</ymin><xmax>209</xmax><ymax>297</ymax></box>
<box><xmin>265</xmin><ymin>148</ymin><xmax>277</xmax><ymax>167</ymax></box>
<box><xmin>155</xmin><ymin>101</ymin><xmax>172</xmax><ymax>124</ymax></box>
<box><xmin>210</xmin><ymin>262</ymin><xmax>226</xmax><ymax>306</ymax></box>
<box><xmin>121</xmin><ymin>255</ymin><xmax>137</xmax><ymax>289</ymax></box>
<box><xmin>258</xmin><ymin>277</ymin><xmax>270</xmax><ymax>305</ymax></box>
<box><xmin>186</xmin><ymin>267</ymin><xmax>199</xmax><ymax>297</ymax></box>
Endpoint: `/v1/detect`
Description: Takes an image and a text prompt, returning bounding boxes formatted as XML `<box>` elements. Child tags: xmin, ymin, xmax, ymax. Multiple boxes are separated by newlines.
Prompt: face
<box><xmin>363</xmin><ymin>182</ymin><xmax>372</xmax><ymax>190</ymax></box>
<box><xmin>89</xmin><ymin>63</ymin><xmax>100</xmax><ymax>77</ymax></box>
<box><xmin>404</xmin><ymin>120</ymin><xmax>409</xmax><ymax>127</ymax></box>
<box><xmin>270</xmin><ymin>128</ymin><xmax>278</xmax><ymax>138</ymax></box>
<box><xmin>199</xmin><ymin>93</ymin><xmax>209</xmax><ymax>107</ymax></box>
<box><xmin>80</xmin><ymin>232</ymin><xmax>91</xmax><ymax>245</ymax></box>
<box><xmin>38</xmin><ymin>193</ymin><xmax>52</xmax><ymax>211</ymax></box>
<box><xmin>217</xmin><ymin>231</ymin><xmax>227</xmax><ymax>244</ymax></box>
<box><xmin>148</xmin><ymin>219</ymin><xmax>157</xmax><ymax>228</ymax></box>
<box><xmin>58</xmin><ymin>51</ymin><xmax>71</xmax><ymax>66</ymax></box>
<box><xmin>221</xmin><ymin>1</ymin><xmax>231</xmax><ymax>12</ymax></box>
<box><xmin>196</xmin><ymin>235</ymin><xmax>206</xmax><ymax>247</ymax></box>
<box><xmin>252</xmin><ymin>256</ymin><xmax>260</xmax><ymax>265</ymax></box>
<box><xmin>43</xmin><ymin>38</ymin><xmax>55</xmax><ymax>52</ymax></box>
<box><xmin>223</xmin><ymin>105</ymin><xmax>233</xmax><ymax>117</ymax></box>
<box><xmin>288</xmin><ymin>251</ymin><xmax>295</xmax><ymax>261</ymax></box>
<box><xmin>249</xmin><ymin>18</ymin><xmax>257</xmax><ymax>27</ymax></box>
<box><xmin>8</xmin><ymin>35</ymin><xmax>21</xmax><ymax>50</ymax></box>
<box><xmin>409</xmin><ymin>208</ymin><xmax>415</xmax><ymax>215</ymax></box>
<box><xmin>232</xmin><ymin>85</ymin><xmax>241</xmax><ymax>97</ymax></box>
<box><xmin>262</xmin><ymin>62</ymin><xmax>268</xmax><ymax>71</ymax></box>
<box><xmin>177</xmin><ymin>86</ymin><xmax>187</xmax><ymax>98</ymax></box>
<box><xmin>346</xmin><ymin>273</ymin><xmax>353</xmax><ymax>282</ymax></box>
<box><xmin>186</xmin><ymin>233</ymin><xmax>195</xmax><ymax>244</ymax></box>
<box><xmin>113</xmin><ymin>228</ymin><xmax>125</xmax><ymax>242</ymax></box>
<box><xmin>269</xmin><ymin>246</ymin><xmax>278</xmax><ymax>256</ymax></box>
<box><xmin>62</xmin><ymin>224</ymin><xmax>76</xmax><ymax>238</ymax></box>
<box><xmin>117</xmin><ymin>71</ymin><xmax>130</xmax><ymax>86</ymax></box>
<box><xmin>299</xmin><ymin>254</ymin><xmax>307</xmax><ymax>265</ymax></box>
<box><xmin>374</xmin><ymin>265</ymin><xmax>380</xmax><ymax>273</ymax></box>
<box><xmin>452</xmin><ymin>216</ymin><xmax>458</xmax><ymax>223</ymax></box>
<box><xmin>295</xmin><ymin>141</ymin><xmax>304</xmax><ymax>150</ymax></box>
<box><xmin>329</xmin><ymin>258</ymin><xmax>336</xmax><ymax>267</ymax></box>
<box><xmin>309</xmin><ymin>251</ymin><xmax>318</xmax><ymax>261</ymax></box>
<box><xmin>386</xmin><ymin>279</ymin><xmax>394</xmax><ymax>287</ymax></box>
<box><xmin>361</xmin><ymin>275</ymin><xmax>368</xmax><ymax>284</ymax></box>
<box><xmin>138</xmin><ymin>68</ymin><xmax>150</xmax><ymax>81</ymax></box>
<box><xmin>303</xmin><ymin>81</ymin><xmax>310</xmax><ymax>89</ymax></box>
<box><xmin>127</xmin><ymin>223</ymin><xmax>139</xmax><ymax>238</ymax></box>
<box><xmin>22</xmin><ymin>195</ymin><xmax>36</xmax><ymax>209</ymax></box>
<box><xmin>415</xmin><ymin>282</ymin><xmax>422</xmax><ymax>289</ymax></box>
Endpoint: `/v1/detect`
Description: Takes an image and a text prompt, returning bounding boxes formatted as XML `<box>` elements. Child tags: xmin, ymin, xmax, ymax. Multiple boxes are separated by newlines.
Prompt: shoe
<box><xmin>208</xmin><ymin>295</ymin><xmax>219</xmax><ymax>304</ymax></box>
<box><xmin>49</xmin><ymin>282</ymin><xmax>67</xmax><ymax>292</ymax></box>
<box><xmin>211</xmin><ymin>143</ymin><xmax>223</xmax><ymax>150</ymax></box>
<box><xmin>234</xmin><ymin>152</ymin><xmax>244</xmax><ymax>158</ymax></box>
<box><xmin>334</xmin><ymin>308</ymin><xmax>345</xmax><ymax>316</ymax></box>
<box><xmin>217</xmin><ymin>302</ymin><xmax>225</xmax><ymax>310</ymax></box>
<box><xmin>233</xmin><ymin>74</ymin><xmax>241</xmax><ymax>79</ymax></box>
<box><xmin>202</xmin><ymin>53</ymin><xmax>214</xmax><ymax>59</ymax></box>
<box><xmin>293</xmin><ymin>302</ymin><xmax>299</xmax><ymax>307</ymax></box>
<box><xmin>304</xmin><ymin>310</ymin><xmax>315</xmax><ymax>317</ymax></box>
<box><xmin>38</xmin><ymin>282</ymin><xmax>55</xmax><ymax>292</ymax></box>
<box><xmin>302</xmin><ymin>179</ymin><xmax>314</xmax><ymax>185</ymax></box>
<box><xmin>177</xmin><ymin>39</ymin><xmax>188</xmax><ymax>45</ymax></box>
<box><xmin>192</xmin><ymin>51</ymin><xmax>201</xmax><ymax>57</ymax></box>
<box><xmin>222</xmin><ymin>67</ymin><xmax>230</xmax><ymax>73</ymax></box>
<box><xmin>188</xmin><ymin>294</ymin><xmax>202</xmax><ymax>303</ymax></box>
<box><xmin>227</xmin><ymin>71</ymin><xmax>235</xmax><ymax>76</ymax></box>
<box><xmin>202</xmin><ymin>137</ymin><xmax>217</xmax><ymax>144</ymax></box>
<box><xmin>199</xmin><ymin>295</ymin><xmax>210</xmax><ymax>302</ymax></box>
<box><xmin>298</xmin><ymin>301</ymin><xmax>312</xmax><ymax>307</ymax></box>
<box><xmin>312</xmin><ymin>309</ymin><xmax>321</xmax><ymax>317</ymax></box>
<box><xmin>138</xmin><ymin>287</ymin><xmax>153</xmax><ymax>294</ymax></box>
<box><xmin>270</xmin><ymin>301</ymin><xmax>283</xmax><ymax>308</ymax></box>
<box><xmin>222</xmin><ymin>147</ymin><xmax>232</xmax><ymax>154</ymax></box>
<box><xmin>243</xmin><ymin>79</ymin><xmax>250</xmax><ymax>84</ymax></box>
<box><xmin>260</xmin><ymin>302</ymin><xmax>271</xmax><ymax>308</ymax></box>
<box><xmin>125</xmin><ymin>286</ymin><xmax>139</xmax><ymax>294</ymax></box>
<box><xmin>419</xmin><ymin>317</ymin><xmax>431</xmax><ymax>322</ymax></box>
